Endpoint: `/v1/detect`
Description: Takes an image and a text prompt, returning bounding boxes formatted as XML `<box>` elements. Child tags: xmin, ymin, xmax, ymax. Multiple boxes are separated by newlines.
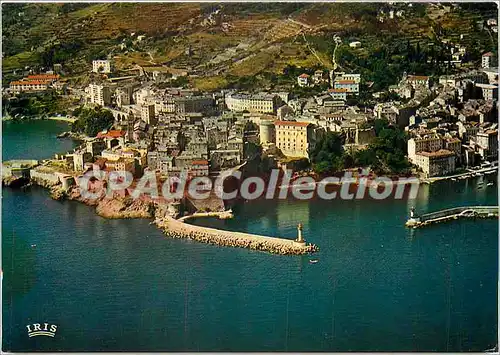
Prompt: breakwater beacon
<box><xmin>294</xmin><ymin>223</ymin><xmax>305</xmax><ymax>245</ymax></box>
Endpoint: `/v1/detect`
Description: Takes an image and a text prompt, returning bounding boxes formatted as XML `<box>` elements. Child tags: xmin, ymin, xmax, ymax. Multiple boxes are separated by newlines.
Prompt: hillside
<box><xmin>2</xmin><ymin>3</ymin><xmax>497</xmax><ymax>91</ymax></box>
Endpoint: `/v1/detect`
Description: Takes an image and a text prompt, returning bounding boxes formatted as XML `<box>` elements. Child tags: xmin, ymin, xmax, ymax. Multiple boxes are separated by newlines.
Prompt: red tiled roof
<box><xmin>416</xmin><ymin>149</ymin><xmax>454</xmax><ymax>157</ymax></box>
<box><xmin>335</xmin><ymin>80</ymin><xmax>356</xmax><ymax>84</ymax></box>
<box><xmin>483</xmin><ymin>52</ymin><xmax>494</xmax><ymax>57</ymax></box>
<box><xmin>27</xmin><ymin>74</ymin><xmax>60</xmax><ymax>80</ymax></box>
<box><xmin>298</xmin><ymin>73</ymin><xmax>310</xmax><ymax>78</ymax></box>
<box><xmin>275</xmin><ymin>120</ymin><xmax>310</xmax><ymax>127</ymax></box>
<box><xmin>10</xmin><ymin>80</ymin><xmax>50</xmax><ymax>85</ymax></box>
<box><xmin>191</xmin><ymin>160</ymin><xmax>209</xmax><ymax>166</ymax></box>
<box><xmin>408</xmin><ymin>75</ymin><xmax>429</xmax><ymax>81</ymax></box>
<box><xmin>328</xmin><ymin>88</ymin><xmax>348</xmax><ymax>93</ymax></box>
<box><xmin>96</xmin><ymin>130</ymin><xmax>126</xmax><ymax>139</ymax></box>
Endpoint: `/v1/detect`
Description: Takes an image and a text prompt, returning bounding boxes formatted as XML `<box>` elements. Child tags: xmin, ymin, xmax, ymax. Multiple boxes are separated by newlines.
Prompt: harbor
<box><xmin>406</xmin><ymin>205</ymin><xmax>499</xmax><ymax>228</ymax></box>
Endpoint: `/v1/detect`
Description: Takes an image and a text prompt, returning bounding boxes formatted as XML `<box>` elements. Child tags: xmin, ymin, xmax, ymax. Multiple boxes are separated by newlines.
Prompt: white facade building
<box><xmin>92</xmin><ymin>60</ymin><xmax>111</xmax><ymax>73</ymax></box>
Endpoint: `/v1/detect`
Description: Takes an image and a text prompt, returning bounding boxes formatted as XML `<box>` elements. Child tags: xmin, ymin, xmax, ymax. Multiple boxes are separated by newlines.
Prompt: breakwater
<box><xmin>155</xmin><ymin>215</ymin><xmax>318</xmax><ymax>255</ymax></box>
<box><xmin>406</xmin><ymin>205</ymin><xmax>498</xmax><ymax>228</ymax></box>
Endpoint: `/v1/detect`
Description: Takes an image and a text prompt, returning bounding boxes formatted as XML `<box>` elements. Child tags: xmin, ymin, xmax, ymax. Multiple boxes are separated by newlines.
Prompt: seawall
<box><xmin>155</xmin><ymin>215</ymin><xmax>319</xmax><ymax>255</ymax></box>
<box><xmin>406</xmin><ymin>206</ymin><xmax>498</xmax><ymax>228</ymax></box>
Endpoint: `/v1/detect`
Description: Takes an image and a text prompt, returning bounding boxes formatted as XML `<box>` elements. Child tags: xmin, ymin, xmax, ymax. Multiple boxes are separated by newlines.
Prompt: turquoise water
<box><xmin>2</xmin><ymin>120</ymin><xmax>498</xmax><ymax>351</ymax></box>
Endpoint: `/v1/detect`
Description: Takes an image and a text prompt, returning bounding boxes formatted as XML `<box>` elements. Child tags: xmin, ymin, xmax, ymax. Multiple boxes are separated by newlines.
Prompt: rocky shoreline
<box><xmin>56</xmin><ymin>131</ymin><xmax>88</xmax><ymax>141</ymax></box>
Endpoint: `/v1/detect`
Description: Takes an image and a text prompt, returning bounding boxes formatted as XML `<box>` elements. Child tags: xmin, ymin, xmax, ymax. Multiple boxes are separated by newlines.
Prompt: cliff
<box><xmin>67</xmin><ymin>187</ymin><xmax>154</xmax><ymax>219</ymax></box>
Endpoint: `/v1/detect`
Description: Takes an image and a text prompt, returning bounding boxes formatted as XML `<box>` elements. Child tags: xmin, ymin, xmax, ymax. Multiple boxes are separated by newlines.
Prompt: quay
<box><xmin>155</xmin><ymin>216</ymin><xmax>318</xmax><ymax>255</ymax></box>
<box><xmin>406</xmin><ymin>206</ymin><xmax>499</xmax><ymax>228</ymax></box>
<box><xmin>178</xmin><ymin>209</ymin><xmax>234</xmax><ymax>222</ymax></box>
<box><xmin>421</xmin><ymin>165</ymin><xmax>497</xmax><ymax>183</ymax></box>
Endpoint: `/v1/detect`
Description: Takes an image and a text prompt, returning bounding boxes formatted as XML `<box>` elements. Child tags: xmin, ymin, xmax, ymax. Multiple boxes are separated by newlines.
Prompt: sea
<box><xmin>2</xmin><ymin>120</ymin><xmax>498</xmax><ymax>351</ymax></box>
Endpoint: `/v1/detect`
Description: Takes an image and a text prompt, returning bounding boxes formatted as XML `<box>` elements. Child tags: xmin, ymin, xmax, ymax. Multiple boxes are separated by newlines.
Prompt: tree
<box><xmin>71</xmin><ymin>106</ymin><xmax>114</xmax><ymax>137</ymax></box>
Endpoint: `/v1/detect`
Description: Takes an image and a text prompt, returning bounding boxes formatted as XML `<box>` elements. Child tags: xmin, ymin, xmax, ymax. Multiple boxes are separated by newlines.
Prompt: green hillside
<box><xmin>2</xmin><ymin>3</ymin><xmax>497</xmax><ymax>91</ymax></box>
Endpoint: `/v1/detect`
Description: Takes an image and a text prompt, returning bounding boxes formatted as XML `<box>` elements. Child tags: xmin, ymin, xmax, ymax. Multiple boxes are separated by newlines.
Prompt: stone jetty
<box><xmin>406</xmin><ymin>206</ymin><xmax>499</xmax><ymax>228</ymax></box>
<box><xmin>155</xmin><ymin>215</ymin><xmax>319</xmax><ymax>255</ymax></box>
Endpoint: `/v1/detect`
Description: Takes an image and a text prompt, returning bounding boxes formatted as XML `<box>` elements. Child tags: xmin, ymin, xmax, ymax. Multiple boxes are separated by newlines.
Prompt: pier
<box><xmin>406</xmin><ymin>206</ymin><xmax>499</xmax><ymax>228</ymax></box>
<box><xmin>155</xmin><ymin>216</ymin><xmax>318</xmax><ymax>255</ymax></box>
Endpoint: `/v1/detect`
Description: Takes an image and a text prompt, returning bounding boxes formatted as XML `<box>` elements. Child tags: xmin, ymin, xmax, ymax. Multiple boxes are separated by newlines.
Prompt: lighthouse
<box><xmin>295</xmin><ymin>223</ymin><xmax>305</xmax><ymax>244</ymax></box>
<box><xmin>406</xmin><ymin>207</ymin><xmax>421</xmax><ymax>227</ymax></box>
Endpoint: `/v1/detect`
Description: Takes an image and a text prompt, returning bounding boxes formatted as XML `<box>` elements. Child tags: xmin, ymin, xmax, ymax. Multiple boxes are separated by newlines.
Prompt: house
<box><xmin>297</xmin><ymin>73</ymin><xmax>310</xmax><ymax>87</ymax></box>
<box><xmin>334</xmin><ymin>80</ymin><xmax>359</xmax><ymax>93</ymax></box>
<box><xmin>482</xmin><ymin>52</ymin><xmax>494</xmax><ymax>69</ymax></box>
<box><xmin>313</xmin><ymin>70</ymin><xmax>324</xmax><ymax>84</ymax></box>
<box><xmin>328</xmin><ymin>88</ymin><xmax>348</xmax><ymax>101</ymax></box>
<box><xmin>407</xmin><ymin>75</ymin><xmax>430</xmax><ymax>89</ymax></box>
<box><xmin>96</xmin><ymin>130</ymin><xmax>126</xmax><ymax>149</ymax></box>
<box><xmin>487</xmin><ymin>18</ymin><xmax>497</xmax><ymax>26</ymax></box>
<box><xmin>190</xmin><ymin>159</ymin><xmax>209</xmax><ymax>177</ymax></box>
<box><xmin>92</xmin><ymin>59</ymin><xmax>111</xmax><ymax>73</ymax></box>
<box><xmin>349</xmin><ymin>41</ymin><xmax>362</xmax><ymax>48</ymax></box>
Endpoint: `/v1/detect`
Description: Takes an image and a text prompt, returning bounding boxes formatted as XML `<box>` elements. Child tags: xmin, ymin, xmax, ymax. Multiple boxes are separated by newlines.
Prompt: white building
<box><xmin>297</xmin><ymin>73</ymin><xmax>310</xmax><ymax>87</ymax></box>
<box><xmin>407</xmin><ymin>75</ymin><xmax>430</xmax><ymax>89</ymax></box>
<box><xmin>92</xmin><ymin>60</ymin><xmax>111</xmax><ymax>73</ymax></box>
<box><xmin>225</xmin><ymin>93</ymin><xmax>281</xmax><ymax>114</ymax></box>
<box><xmin>86</xmin><ymin>84</ymin><xmax>112</xmax><ymax>106</ymax></box>
<box><xmin>475</xmin><ymin>83</ymin><xmax>498</xmax><ymax>101</ymax></box>
<box><xmin>407</xmin><ymin>135</ymin><xmax>443</xmax><ymax>162</ymax></box>
<box><xmin>482</xmin><ymin>52</ymin><xmax>494</xmax><ymax>69</ymax></box>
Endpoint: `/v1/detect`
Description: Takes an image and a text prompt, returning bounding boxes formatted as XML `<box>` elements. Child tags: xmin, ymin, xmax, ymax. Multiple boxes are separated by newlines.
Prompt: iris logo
<box><xmin>26</xmin><ymin>323</ymin><xmax>58</xmax><ymax>338</ymax></box>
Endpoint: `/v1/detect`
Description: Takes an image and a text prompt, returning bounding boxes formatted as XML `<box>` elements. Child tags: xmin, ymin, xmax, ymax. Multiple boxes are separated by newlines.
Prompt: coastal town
<box><xmin>4</xmin><ymin>55</ymin><xmax>498</xmax><ymax>182</ymax></box>
<box><xmin>2</xmin><ymin>3</ymin><xmax>499</xmax><ymax>352</ymax></box>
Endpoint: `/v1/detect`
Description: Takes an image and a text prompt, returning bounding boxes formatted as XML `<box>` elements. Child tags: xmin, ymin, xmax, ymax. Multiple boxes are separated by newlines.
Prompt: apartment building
<box><xmin>482</xmin><ymin>52</ymin><xmax>494</xmax><ymax>69</ymax></box>
<box><xmin>225</xmin><ymin>93</ymin><xmax>282</xmax><ymax>114</ymax></box>
<box><xmin>414</xmin><ymin>150</ymin><xmax>456</xmax><ymax>177</ymax></box>
<box><xmin>275</xmin><ymin>121</ymin><xmax>314</xmax><ymax>158</ymax></box>
<box><xmin>86</xmin><ymin>84</ymin><xmax>112</xmax><ymax>106</ymax></box>
<box><xmin>474</xmin><ymin>129</ymin><xmax>498</xmax><ymax>160</ymax></box>
<box><xmin>407</xmin><ymin>135</ymin><xmax>443</xmax><ymax>162</ymax></box>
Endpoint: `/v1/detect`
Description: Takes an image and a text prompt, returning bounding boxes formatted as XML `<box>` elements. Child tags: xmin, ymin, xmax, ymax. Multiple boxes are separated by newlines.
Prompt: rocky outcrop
<box><xmin>56</xmin><ymin>131</ymin><xmax>88</xmax><ymax>141</ymax></box>
<box><xmin>67</xmin><ymin>187</ymin><xmax>153</xmax><ymax>219</ymax></box>
<box><xmin>49</xmin><ymin>186</ymin><xmax>65</xmax><ymax>200</ymax></box>
<box><xmin>2</xmin><ymin>176</ymin><xmax>29</xmax><ymax>188</ymax></box>
<box><xmin>95</xmin><ymin>197</ymin><xmax>153</xmax><ymax>219</ymax></box>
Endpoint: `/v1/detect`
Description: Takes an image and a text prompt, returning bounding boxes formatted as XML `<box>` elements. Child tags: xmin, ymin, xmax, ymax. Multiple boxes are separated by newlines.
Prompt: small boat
<box><xmin>451</xmin><ymin>178</ymin><xmax>457</xmax><ymax>181</ymax></box>
<box><xmin>487</xmin><ymin>182</ymin><xmax>494</xmax><ymax>186</ymax></box>
<box><xmin>309</xmin><ymin>259</ymin><xmax>319</xmax><ymax>264</ymax></box>
<box><xmin>31</xmin><ymin>244</ymin><xmax>36</xmax><ymax>248</ymax></box>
